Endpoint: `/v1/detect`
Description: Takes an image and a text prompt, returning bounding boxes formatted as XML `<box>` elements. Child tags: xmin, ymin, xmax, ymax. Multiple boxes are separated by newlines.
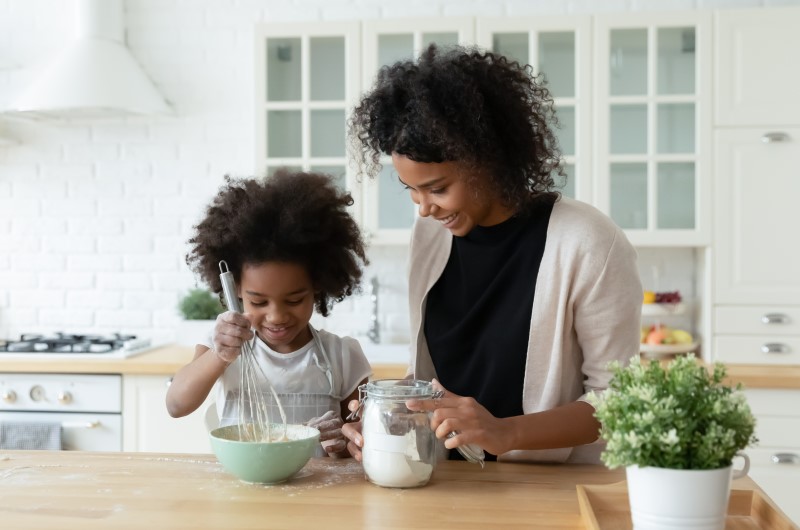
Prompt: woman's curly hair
<box><xmin>185</xmin><ymin>170</ymin><xmax>368</xmax><ymax>317</ymax></box>
<box><xmin>349</xmin><ymin>43</ymin><xmax>563</xmax><ymax>214</ymax></box>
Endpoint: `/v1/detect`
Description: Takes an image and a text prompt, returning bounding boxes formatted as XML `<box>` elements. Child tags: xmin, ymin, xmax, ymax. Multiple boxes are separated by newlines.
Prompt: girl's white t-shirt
<box><xmin>201</xmin><ymin>328</ymin><xmax>372</xmax><ymax>419</ymax></box>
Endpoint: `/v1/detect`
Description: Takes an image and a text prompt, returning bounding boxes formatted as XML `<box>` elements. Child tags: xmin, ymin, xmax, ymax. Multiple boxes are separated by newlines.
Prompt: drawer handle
<box><xmin>761</xmin><ymin>132</ymin><xmax>791</xmax><ymax>143</ymax></box>
<box><xmin>761</xmin><ymin>313</ymin><xmax>790</xmax><ymax>325</ymax></box>
<box><xmin>761</xmin><ymin>342</ymin><xmax>791</xmax><ymax>353</ymax></box>
<box><xmin>761</xmin><ymin>343</ymin><xmax>790</xmax><ymax>354</ymax></box>
<box><xmin>771</xmin><ymin>453</ymin><xmax>800</xmax><ymax>465</ymax></box>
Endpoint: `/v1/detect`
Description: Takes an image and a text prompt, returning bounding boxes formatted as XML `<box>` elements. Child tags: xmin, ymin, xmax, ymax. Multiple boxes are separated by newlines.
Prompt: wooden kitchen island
<box><xmin>0</xmin><ymin>450</ymin><xmax>787</xmax><ymax>530</ymax></box>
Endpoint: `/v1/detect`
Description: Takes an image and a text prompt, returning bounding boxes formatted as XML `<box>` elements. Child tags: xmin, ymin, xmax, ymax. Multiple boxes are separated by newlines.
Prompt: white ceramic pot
<box><xmin>626</xmin><ymin>453</ymin><xmax>750</xmax><ymax>530</ymax></box>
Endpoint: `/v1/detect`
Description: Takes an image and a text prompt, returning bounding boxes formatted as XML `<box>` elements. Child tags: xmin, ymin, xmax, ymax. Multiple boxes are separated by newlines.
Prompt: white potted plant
<box><xmin>589</xmin><ymin>354</ymin><xmax>757</xmax><ymax>530</ymax></box>
<box><xmin>176</xmin><ymin>288</ymin><xmax>224</xmax><ymax>347</ymax></box>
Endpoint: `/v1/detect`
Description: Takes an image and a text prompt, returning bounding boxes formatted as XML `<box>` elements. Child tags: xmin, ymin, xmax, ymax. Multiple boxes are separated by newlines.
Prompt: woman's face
<box><xmin>238</xmin><ymin>261</ymin><xmax>314</xmax><ymax>354</ymax></box>
<box><xmin>391</xmin><ymin>153</ymin><xmax>514</xmax><ymax>237</ymax></box>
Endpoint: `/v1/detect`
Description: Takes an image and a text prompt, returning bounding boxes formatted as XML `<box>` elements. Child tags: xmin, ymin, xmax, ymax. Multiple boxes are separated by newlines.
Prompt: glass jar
<box><xmin>358</xmin><ymin>379</ymin><xmax>438</xmax><ymax>488</ymax></box>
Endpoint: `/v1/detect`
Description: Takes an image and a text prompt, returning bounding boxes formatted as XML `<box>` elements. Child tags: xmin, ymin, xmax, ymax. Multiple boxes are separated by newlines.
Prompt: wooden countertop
<box><xmin>0</xmin><ymin>345</ymin><xmax>797</xmax><ymax>388</ymax></box>
<box><xmin>0</xmin><ymin>450</ymin><xmax>770</xmax><ymax>530</ymax></box>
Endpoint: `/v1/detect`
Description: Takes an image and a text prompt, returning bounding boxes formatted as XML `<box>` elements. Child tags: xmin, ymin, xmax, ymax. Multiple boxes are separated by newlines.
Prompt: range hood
<box><xmin>5</xmin><ymin>0</ymin><xmax>172</xmax><ymax>120</ymax></box>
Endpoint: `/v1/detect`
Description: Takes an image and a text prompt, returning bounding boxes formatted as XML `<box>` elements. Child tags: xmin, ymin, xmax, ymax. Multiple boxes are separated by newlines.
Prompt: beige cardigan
<box><xmin>407</xmin><ymin>197</ymin><xmax>642</xmax><ymax>464</ymax></box>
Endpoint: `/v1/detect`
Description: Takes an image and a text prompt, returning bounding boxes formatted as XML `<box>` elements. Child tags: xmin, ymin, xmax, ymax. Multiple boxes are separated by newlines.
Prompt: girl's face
<box><xmin>238</xmin><ymin>261</ymin><xmax>315</xmax><ymax>354</ymax></box>
<box><xmin>391</xmin><ymin>153</ymin><xmax>514</xmax><ymax>237</ymax></box>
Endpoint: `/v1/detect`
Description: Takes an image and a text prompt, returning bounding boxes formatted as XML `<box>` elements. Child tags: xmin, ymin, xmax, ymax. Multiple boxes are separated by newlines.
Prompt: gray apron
<box><xmin>219</xmin><ymin>326</ymin><xmax>338</xmax><ymax>457</ymax></box>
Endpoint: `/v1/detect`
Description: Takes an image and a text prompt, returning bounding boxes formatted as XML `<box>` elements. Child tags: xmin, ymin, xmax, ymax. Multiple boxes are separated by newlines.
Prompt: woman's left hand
<box><xmin>406</xmin><ymin>379</ymin><xmax>515</xmax><ymax>456</ymax></box>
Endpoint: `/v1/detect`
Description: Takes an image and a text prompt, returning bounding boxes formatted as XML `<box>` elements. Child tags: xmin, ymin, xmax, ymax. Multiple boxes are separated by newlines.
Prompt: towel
<box><xmin>0</xmin><ymin>421</ymin><xmax>62</xmax><ymax>450</ymax></box>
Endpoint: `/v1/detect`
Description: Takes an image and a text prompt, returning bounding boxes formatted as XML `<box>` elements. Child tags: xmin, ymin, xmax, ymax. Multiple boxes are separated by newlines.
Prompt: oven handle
<box><xmin>61</xmin><ymin>420</ymin><xmax>102</xmax><ymax>429</ymax></box>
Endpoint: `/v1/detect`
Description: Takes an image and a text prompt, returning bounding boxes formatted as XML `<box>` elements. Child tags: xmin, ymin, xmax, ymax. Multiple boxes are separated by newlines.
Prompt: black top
<box><xmin>424</xmin><ymin>199</ymin><xmax>555</xmax><ymax>461</ymax></box>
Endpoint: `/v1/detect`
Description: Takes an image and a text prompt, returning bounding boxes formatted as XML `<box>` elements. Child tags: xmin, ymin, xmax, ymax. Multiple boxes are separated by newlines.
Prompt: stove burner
<box><xmin>0</xmin><ymin>333</ymin><xmax>138</xmax><ymax>354</ymax></box>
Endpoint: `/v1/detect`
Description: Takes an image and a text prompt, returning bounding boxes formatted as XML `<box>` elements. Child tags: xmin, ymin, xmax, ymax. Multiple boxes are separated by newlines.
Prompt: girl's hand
<box><xmin>341</xmin><ymin>400</ymin><xmax>364</xmax><ymax>461</ymax></box>
<box><xmin>406</xmin><ymin>379</ymin><xmax>514</xmax><ymax>457</ymax></box>
<box><xmin>212</xmin><ymin>311</ymin><xmax>254</xmax><ymax>364</ymax></box>
<box><xmin>306</xmin><ymin>411</ymin><xmax>347</xmax><ymax>457</ymax></box>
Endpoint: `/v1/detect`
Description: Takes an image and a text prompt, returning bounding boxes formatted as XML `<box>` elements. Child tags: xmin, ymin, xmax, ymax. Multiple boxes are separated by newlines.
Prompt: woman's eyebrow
<box><xmin>397</xmin><ymin>176</ymin><xmax>446</xmax><ymax>189</ymax></box>
<box><xmin>244</xmin><ymin>288</ymin><xmax>310</xmax><ymax>297</ymax></box>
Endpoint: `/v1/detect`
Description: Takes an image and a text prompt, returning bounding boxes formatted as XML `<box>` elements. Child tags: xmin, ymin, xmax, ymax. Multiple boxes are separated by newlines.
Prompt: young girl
<box><xmin>166</xmin><ymin>170</ymin><xmax>372</xmax><ymax>457</ymax></box>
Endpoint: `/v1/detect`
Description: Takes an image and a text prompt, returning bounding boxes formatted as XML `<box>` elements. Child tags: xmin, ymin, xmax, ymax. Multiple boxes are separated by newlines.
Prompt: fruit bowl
<box><xmin>641</xmin><ymin>302</ymin><xmax>687</xmax><ymax>317</ymax></box>
<box><xmin>209</xmin><ymin>423</ymin><xmax>320</xmax><ymax>484</ymax></box>
<box><xmin>640</xmin><ymin>342</ymin><xmax>700</xmax><ymax>359</ymax></box>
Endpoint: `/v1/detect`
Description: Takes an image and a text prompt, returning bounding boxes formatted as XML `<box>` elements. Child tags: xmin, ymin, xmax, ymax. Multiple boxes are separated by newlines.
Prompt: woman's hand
<box><xmin>406</xmin><ymin>379</ymin><xmax>515</xmax><ymax>457</ymax></box>
<box><xmin>341</xmin><ymin>400</ymin><xmax>364</xmax><ymax>461</ymax></box>
<box><xmin>306</xmin><ymin>411</ymin><xmax>348</xmax><ymax>457</ymax></box>
<box><xmin>212</xmin><ymin>311</ymin><xmax>254</xmax><ymax>364</ymax></box>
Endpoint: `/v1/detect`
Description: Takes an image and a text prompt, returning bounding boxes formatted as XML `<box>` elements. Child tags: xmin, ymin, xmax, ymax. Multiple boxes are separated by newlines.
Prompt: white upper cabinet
<box><xmin>255</xmin><ymin>21</ymin><xmax>362</xmax><ymax>216</ymax></box>
<box><xmin>593</xmin><ymin>12</ymin><xmax>712</xmax><ymax>246</ymax></box>
<box><xmin>476</xmin><ymin>16</ymin><xmax>592</xmax><ymax>204</ymax></box>
<box><xmin>360</xmin><ymin>18</ymin><xmax>475</xmax><ymax>245</ymax></box>
<box><xmin>714</xmin><ymin>7</ymin><xmax>800</xmax><ymax>127</ymax></box>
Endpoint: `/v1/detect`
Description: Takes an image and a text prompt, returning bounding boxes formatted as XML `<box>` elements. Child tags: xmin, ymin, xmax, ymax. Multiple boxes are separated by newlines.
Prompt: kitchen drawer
<box><xmin>715</xmin><ymin>306</ymin><xmax>800</xmax><ymax>335</ymax></box>
<box><xmin>745</xmin><ymin>390</ymin><xmax>800</xmax><ymax>417</ymax></box>
<box><xmin>747</xmin><ymin>459</ymin><xmax>800</xmax><ymax>526</ymax></box>
<box><xmin>751</xmin><ymin>416</ymin><xmax>800</xmax><ymax>448</ymax></box>
<box><xmin>714</xmin><ymin>336</ymin><xmax>800</xmax><ymax>364</ymax></box>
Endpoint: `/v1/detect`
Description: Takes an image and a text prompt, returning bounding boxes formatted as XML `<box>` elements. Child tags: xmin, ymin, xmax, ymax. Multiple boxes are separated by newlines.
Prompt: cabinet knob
<box><xmin>1</xmin><ymin>390</ymin><xmax>16</xmax><ymax>404</ymax></box>
<box><xmin>761</xmin><ymin>313</ymin><xmax>790</xmax><ymax>325</ymax></box>
<box><xmin>761</xmin><ymin>132</ymin><xmax>791</xmax><ymax>143</ymax></box>
<box><xmin>771</xmin><ymin>453</ymin><xmax>800</xmax><ymax>465</ymax></box>
<box><xmin>761</xmin><ymin>343</ymin><xmax>790</xmax><ymax>354</ymax></box>
<box><xmin>57</xmin><ymin>391</ymin><xmax>73</xmax><ymax>405</ymax></box>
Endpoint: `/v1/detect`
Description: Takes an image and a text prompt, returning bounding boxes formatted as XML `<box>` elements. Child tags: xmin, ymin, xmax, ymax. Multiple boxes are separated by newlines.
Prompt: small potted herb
<box><xmin>588</xmin><ymin>354</ymin><xmax>757</xmax><ymax>528</ymax></box>
<box><xmin>176</xmin><ymin>288</ymin><xmax>224</xmax><ymax>346</ymax></box>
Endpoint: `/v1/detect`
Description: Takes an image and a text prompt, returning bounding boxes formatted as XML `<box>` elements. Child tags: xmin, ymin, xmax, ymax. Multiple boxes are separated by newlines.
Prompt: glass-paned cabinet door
<box><xmin>255</xmin><ymin>22</ymin><xmax>361</xmax><ymax>217</ymax></box>
<box><xmin>477</xmin><ymin>16</ymin><xmax>592</xmax><ymax>205</ymax></box>
<box><xmin>594</xmin><ymin>12</ymin><xmax>711</xmax><ymax>246</ymax></box>
<box><xmin>361</xmin><ymin>18</ymin><xmax>475</xmax><ymax>245</ymax></box>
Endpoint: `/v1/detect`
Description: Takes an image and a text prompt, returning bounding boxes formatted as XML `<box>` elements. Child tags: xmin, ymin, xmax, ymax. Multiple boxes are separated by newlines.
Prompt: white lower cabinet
<box><xmin>122</xmin><ymin>374</ymin><xmax>212</xmax><ymax>453</ymax></box>
<box><xmin>743</xmin><ymin>389</ymin><xmax>800</xmax><ymax>525</ymax></box>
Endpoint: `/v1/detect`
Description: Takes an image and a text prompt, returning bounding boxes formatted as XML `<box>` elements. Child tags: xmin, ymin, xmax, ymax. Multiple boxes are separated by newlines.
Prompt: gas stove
<box><xmin>0</xmin><ymin>333</ymin><xmax>154</xmax><ymax>359</ymax></box>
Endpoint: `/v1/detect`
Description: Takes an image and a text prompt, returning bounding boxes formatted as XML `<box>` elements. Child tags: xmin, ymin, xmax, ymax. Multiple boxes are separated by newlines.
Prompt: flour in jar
<box><xmin>361</xmin><ymin>402</ymin><xmax>434</xmax><ymax>488</ymax></box>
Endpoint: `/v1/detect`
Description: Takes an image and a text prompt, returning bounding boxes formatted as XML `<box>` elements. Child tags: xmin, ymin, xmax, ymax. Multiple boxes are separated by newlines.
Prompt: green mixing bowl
<box><xmin>209</xmin><ymin>423</ymin><xmax>320</xmax><ymax>484</ymax></box>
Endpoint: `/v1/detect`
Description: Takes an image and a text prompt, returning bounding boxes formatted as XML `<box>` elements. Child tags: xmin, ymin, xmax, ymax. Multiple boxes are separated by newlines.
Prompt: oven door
<box><xmin>0</xmin><ymin>411</ymin><xmax>122</xmax><ymax>451</ymax></box>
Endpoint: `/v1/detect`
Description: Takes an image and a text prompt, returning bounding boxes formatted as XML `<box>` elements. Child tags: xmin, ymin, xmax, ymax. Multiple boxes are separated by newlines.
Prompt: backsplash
<box><xmin>0</xmin><ymin>0</ymin><xmax>787</xmax><ymax>344</ymax></box>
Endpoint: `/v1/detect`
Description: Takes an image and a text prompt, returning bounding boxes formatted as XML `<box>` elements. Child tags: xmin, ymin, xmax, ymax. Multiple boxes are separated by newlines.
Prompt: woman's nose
<box><xmin>417</xmin><ymin>195</ymin><xmax>436</xmax><ymax>218</ymax></box>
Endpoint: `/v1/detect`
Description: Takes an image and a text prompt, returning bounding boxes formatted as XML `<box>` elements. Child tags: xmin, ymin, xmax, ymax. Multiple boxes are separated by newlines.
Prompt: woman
<box><xmin>345</xmin><ymin>44</ymin><xmax>642</xmax><ymax>464</ymax></box>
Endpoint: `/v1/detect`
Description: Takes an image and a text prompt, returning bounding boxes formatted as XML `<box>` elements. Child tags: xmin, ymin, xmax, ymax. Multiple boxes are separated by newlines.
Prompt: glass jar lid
<box><xmin>364</xmin><ymin>379</ymin><xmax>435</xmax><ymax>399</ymax></box>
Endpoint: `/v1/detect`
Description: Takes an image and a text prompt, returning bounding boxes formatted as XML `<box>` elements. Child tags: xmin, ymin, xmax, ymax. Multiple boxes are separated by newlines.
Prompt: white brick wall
<box><xmin>0</xmin><ymin>0</ymin><xmax>795</xmax><ymax>346</ymax></box>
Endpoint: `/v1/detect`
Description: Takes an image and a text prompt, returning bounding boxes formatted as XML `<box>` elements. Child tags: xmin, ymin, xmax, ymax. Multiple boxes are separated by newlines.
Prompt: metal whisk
<box><xmin>219</xmin><ymin>260</ymin><xmax>287</xmax><ymax>442</ymax></box>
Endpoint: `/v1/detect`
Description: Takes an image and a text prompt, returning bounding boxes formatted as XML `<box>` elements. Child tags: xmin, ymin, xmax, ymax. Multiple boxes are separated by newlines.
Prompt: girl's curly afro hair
<box><xmin>185</xmin><ymin>170</ymin><xmax>368</xmax><ymax>317</ymax></box>
<box><xmin>349</xmin><ymin>43</ymin><xmax>563</xmax><ymax>214</ymax></box>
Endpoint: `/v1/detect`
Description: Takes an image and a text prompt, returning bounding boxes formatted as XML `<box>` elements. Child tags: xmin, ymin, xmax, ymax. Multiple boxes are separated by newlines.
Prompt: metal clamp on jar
<box><xmin>352</xmin><ymin>379</ymin><xmax>439</xmax><ymax>488</ymax></box>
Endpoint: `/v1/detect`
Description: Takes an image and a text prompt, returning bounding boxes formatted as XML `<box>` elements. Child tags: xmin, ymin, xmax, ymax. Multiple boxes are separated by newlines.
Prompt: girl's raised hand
<box><xmin>211</xmin><ymin>311</ymin><xmax>254</xmax><ymax>364</ymax></box>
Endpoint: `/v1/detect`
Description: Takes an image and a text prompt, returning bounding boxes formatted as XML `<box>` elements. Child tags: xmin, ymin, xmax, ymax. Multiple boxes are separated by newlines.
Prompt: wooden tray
<box><xmin>576</xmin><ymin>481</ymin><xmax>798</xmax><ymax>530</ymax></box>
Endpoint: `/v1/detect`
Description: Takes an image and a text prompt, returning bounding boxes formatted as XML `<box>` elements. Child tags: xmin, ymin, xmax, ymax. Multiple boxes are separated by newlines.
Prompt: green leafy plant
<box><xmin>178</xmin><ymin>288</ymin><xmax>224</xmax><ymax>320</ymax></box>
<box><xmin>589</xmin><ymin>354</ymin><xmax>757</xmax><ymax>470</ymax></box>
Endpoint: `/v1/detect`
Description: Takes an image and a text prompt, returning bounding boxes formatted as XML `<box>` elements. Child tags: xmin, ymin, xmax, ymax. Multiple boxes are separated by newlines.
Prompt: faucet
<box><xmin>367</xmin><ymin>276</ymin><xmax>380</xmax><ymax>344</ymax></box>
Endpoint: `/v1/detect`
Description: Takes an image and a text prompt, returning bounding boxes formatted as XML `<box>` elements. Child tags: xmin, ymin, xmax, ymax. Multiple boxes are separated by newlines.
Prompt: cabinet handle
<box><xmin>761</xmin><ymin>343</ymin><xmax>790</xmax><ymax>354</ymax></box>
<box><xmin>761</xmin><ymin>313</ymin><xmax>790</xmax><ymax>325</ymax></box>
<box><xmin>761</xmin><ymin>132</ymin><xmax>791</xmax><ymax>143</ymax></box>
<box><xmin>771</xmin><ymin>453</ymin><xmax>800</xmax><ymax>465</ymax></box>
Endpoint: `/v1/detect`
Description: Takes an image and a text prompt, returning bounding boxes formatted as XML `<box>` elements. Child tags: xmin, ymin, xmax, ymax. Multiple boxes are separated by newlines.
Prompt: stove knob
<box><xmin>29</xmin><ymin>385</ymin><xmax>45</xmax><ymax>402</ymax></box>
<box><xmin>57</xmin><ymin>391</ymin><xmax>73</xmax><ymax>405</ymax></box>
<box><xmin>1</xmin><ymin>390</ymin><xmax>16</xmax><ymax>404</ymax></box>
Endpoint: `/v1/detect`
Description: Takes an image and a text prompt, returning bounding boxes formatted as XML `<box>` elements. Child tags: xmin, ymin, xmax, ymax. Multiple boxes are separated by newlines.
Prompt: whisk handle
<box><xmin>219</xmin><ymin>260</ymin><xmax>244</xmax><ymax>313</ymax></box>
